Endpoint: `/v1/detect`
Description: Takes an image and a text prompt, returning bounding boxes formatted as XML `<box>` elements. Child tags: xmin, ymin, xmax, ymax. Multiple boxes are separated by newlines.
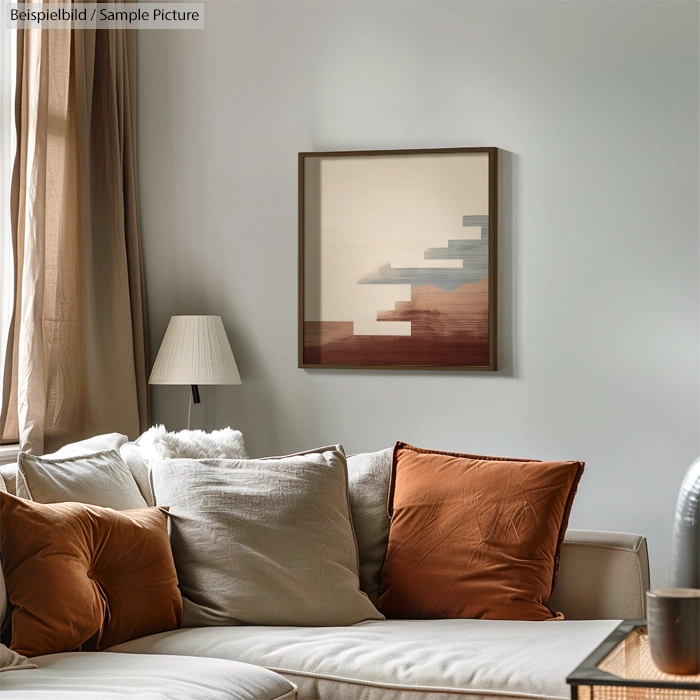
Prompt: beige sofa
<box><xmin>0</xmin><ymin>438</ymin><xmax>650</xmax><ymax>700</ymax></box>
<box><xmin>106</xmin><ymin>530</ymin><xmax>649</xmax><ymax>700</ymax></box>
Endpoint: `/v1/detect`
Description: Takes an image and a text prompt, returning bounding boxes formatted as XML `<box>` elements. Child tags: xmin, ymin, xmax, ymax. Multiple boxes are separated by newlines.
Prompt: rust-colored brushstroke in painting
<box><xmin>304</xmin><ymin>279</ymin><xmax>488</xmax><ymax>367</ymax></box>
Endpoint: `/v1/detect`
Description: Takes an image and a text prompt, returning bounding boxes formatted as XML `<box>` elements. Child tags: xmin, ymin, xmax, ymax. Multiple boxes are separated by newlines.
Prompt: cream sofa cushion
<box><xmin>0</xmin><ymin>465</ymin><xmax>17</xmax><ymax>495</ymax></box>
<box><xmin>44</xmin><ymin>433</ymin><xmax>129</xmax><ymax>459</ymax></box>
<box><xmin>347</xmin><ymin>448</ymin><xmax>393</xmax><ymax>602</ymax></box>
<box><xmin>151</xmin><ymin>446</ymin><xmax>383</xmax><ymax>627</ymax></box>
<box><xmin>0</xmin><ymin>433</ymin><xmax>129</xmax><ymax>497</ymax></box>
<box><xmin>119</xmin><ymin>442</ymin><xmax>154</xmax><ymax>506</ymax></box>
<box><xmin>1</xmin><ymin>652</ymin><xmax>296</xmax><ymax>700</ymax></box>
<box><xmin>111</xmin><ymin>618</ymin><xmax>619</xmax><ymax>700</ymax></box>
<box><xmin>17</xmin><ymin>450</ymin><xmax>147</xmax><ymax>510</ymax></box>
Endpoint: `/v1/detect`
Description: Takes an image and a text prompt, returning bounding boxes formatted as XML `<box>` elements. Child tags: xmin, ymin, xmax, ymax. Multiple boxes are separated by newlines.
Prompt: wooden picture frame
<box><xmin>299</xmin><ymin>147</ymin><xmax>498</xmax><ymax>371</ymax></box>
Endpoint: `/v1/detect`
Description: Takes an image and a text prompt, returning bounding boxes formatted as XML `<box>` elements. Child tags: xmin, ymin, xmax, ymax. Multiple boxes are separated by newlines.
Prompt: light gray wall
<box><xmin>138</xmin><ymin>1</ymin><xmax>700</xmax><ymax>588</ymax></box>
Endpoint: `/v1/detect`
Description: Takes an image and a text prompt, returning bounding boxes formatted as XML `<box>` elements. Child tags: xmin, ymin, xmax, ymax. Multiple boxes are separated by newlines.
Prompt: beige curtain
<box><xmin>0</xmin><ymin>9</ymin><xmax>149</xmax><ymax>453</ymax></box>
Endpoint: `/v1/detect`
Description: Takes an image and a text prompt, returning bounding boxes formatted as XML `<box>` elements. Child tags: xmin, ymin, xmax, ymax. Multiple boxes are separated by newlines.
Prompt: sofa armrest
<box><xmin>547</xmin><ymin>529</ymin><xmax>650</xmax><ymax>620</ymax></box>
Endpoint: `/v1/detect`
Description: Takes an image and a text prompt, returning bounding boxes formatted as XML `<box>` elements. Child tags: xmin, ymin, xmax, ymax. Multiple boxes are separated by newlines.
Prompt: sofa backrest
<box><xmin>0</xmin><ymin>443</ymin><xmax>651</xmax><ymax>622</ymax></box>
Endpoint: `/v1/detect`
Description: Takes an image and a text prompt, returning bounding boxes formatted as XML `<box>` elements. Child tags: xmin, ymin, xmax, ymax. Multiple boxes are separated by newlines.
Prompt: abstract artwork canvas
<box><xmin>299</xmin><ymin>147</ymin><xmax>497</xmax><ymax>370</ymax></box>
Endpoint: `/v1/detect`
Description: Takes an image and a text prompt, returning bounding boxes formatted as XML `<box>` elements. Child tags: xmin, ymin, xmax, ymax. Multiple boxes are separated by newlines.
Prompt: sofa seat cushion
<box><xmin>0</xmin><ymin>651</ymin><xmax>296</xmax><ymax>700</ymax></box>
<box><xmin>110</xmin><ymin>618</ymin><xmax>619</xmax><ymax>700</ymax></box>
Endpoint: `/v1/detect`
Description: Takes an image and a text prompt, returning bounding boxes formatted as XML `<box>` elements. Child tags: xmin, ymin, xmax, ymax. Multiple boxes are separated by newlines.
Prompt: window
<box><xmin>0</xmin><ymin>20</ymin><xmax>16</xmax><ymax>399</ymax></box>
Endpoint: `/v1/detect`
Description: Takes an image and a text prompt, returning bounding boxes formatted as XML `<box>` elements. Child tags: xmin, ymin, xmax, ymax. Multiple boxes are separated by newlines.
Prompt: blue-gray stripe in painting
<box><xmin>358</xmin><ymin>215</ymin><xmax>489</xmax><ymax>292</ymax></box>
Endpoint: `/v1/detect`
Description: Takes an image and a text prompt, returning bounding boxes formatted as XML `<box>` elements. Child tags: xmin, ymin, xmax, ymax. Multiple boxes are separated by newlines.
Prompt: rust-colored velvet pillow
<box><xmin>0</xmin><ymin>492</ymin><xmax>182</xmax><ymax>657</ymax></box>
<box><xmin>376</xmin><ymin>443</ymin><xmax>584</xmax><ymax>621</ymax></box>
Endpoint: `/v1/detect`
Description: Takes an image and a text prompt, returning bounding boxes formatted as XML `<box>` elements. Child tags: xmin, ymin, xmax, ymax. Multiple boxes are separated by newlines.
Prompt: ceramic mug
<box><xmin>647</xmin><ymin>588</ymin><xmax>700</xmax><ymax>675</ymax></box>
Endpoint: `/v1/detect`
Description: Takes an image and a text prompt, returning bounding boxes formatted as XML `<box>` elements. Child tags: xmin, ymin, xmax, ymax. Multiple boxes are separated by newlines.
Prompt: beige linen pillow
<box><xmin>347</xmin><ymin>448</ymin><xmax>393</xmax><ymax>603</ymax></box>
<box><xmin>17</xmin><ymin>450</ymin><xmax>147</xmax><ymax>510</ymax></box>
<box><xmin>0</xmin><ymin>644</ymin><xmax>37</xmax><ymax>672</ymax></box>
<box><xmin>151</xmin><ymin>446</ymin><xmax>383</xmax><ymax>627</ymax></box>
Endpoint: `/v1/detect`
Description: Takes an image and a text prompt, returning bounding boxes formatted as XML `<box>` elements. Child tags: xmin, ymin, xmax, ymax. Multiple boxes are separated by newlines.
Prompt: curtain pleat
<box><xmin>1</xmin><ymin>3</ymin><xmax>148</xmax><ymax>453</ymax></box>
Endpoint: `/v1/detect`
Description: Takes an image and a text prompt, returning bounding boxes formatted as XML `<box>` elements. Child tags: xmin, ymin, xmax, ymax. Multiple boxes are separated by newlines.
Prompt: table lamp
<box><xmin>149</xmin><ymin>315</ymin><xmax>241</xmax><ymax>429</ymax></box>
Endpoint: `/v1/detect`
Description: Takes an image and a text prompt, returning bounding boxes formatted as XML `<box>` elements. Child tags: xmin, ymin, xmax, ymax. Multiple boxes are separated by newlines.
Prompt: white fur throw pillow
<box><xmin>139</xmin><ymin>425</ymin><xmax>248</xmax><ymax>461</ymax></box>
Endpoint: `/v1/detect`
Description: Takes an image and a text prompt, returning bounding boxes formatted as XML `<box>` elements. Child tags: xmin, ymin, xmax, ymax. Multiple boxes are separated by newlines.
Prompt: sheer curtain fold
<box><xmin>0</xmin><ymin>3</ymin><xmax>148</xmax><ymax>453</ymax></box>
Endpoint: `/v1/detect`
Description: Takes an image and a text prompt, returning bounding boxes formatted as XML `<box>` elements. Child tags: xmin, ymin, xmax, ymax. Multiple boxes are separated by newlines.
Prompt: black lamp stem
<box><xmin>191</xmin><ymin>384</ymin><xmax>201</xmax><ymax>404</ymax></box>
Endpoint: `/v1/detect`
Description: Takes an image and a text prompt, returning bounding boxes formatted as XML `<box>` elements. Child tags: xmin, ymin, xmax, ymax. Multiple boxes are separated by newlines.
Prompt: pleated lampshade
<box><xmin>149</xmin><ymin>316</ymin><xmax>241</xmax><ymax>385</ymax></box>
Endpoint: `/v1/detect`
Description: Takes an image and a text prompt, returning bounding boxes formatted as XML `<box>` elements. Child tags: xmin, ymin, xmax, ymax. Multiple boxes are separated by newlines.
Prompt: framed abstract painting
<box><xmin>299</xmin><ymin>147</ymin><xmax>498</xmax><ymax>371</ymax></box>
